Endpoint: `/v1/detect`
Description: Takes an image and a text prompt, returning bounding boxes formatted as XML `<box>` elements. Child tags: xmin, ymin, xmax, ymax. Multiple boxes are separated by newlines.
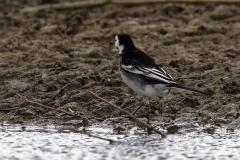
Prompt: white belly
<box><xmin>120</xmin><ymin>71</ymin><xmax>168</xmax><ymax>97</ymax></box>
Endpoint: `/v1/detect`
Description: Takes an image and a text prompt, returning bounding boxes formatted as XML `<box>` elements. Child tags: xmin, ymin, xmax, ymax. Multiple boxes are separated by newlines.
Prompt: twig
<box><xmin>20</xmin><ymin>0</ymin><xmax>240</xmax><ymax>14</ymax></box>
<box><xmin>0</xmin><ymin>107</ymin><xmax>21</xmax><ymax>111</ymax></box>
<box><xmin>16</xmin><ymin>93</ymin><xmax>81</xmax><ymax>117</ymax></box>
<box><xmin>20</xmin><ymin>0</ymin><xmax>110</xmax><ymax>13</ymax></box>
<box><xmin>79</xmin><ymin>130</ymin><xmax>115</xmax><ymax>143</ymax></box>
<box><xmin>112</xmin><ymin>0</ymin><xmax>240</xmax><ymax>4</ymax></box>
<box><xmin>59</xmin><ymin>127</ymin><xmax>115</xmax><ymax>143</ymax></box>
<box><xmin>88</xmin><ymin>91</ymin><xmax>167</xmax><ymax>138</ymax></box>
<box><xmin>50</xmin><ymin>80</ymin><xmax>72</xmax><ymax>101</ymax></box>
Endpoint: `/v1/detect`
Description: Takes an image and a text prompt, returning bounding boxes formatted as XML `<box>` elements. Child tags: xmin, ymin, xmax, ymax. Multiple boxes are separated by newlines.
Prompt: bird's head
<box><xmin>115</xmin><ymin>34</ymin><xmax>135</xmax><ymax>55</ymax></box>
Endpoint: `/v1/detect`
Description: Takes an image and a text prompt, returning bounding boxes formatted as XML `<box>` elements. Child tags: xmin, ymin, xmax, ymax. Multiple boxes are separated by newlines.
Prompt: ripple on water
<box><xmin>0</xmin><ymin>125</ymin><xmax>240</xmax><ymax>160</ymax></box>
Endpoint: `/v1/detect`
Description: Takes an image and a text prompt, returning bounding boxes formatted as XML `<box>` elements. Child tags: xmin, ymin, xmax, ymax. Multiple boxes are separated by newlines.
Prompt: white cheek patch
<box><xmin>115</xmin><ymin>36</ymin><xmax>119</xmax><ymax>48</ymax></box>
<box><xmin>115</xmin><ymin>35</ymin><xmax>124</xmax><ymax>55</ymax></box>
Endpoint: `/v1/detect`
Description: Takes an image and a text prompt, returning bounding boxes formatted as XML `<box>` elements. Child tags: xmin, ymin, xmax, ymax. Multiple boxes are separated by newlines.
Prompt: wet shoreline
<box><xmin>0</xmin><ymin>1</ymin><xmax>240</xmax><ymax>136</ymax></box>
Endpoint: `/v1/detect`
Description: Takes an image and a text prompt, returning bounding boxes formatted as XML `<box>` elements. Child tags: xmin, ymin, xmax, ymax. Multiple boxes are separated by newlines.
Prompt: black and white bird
<box><xmin>115</xmin><ymin>34</ymin><xmax>207</xmax><ymax>122</ymax></box>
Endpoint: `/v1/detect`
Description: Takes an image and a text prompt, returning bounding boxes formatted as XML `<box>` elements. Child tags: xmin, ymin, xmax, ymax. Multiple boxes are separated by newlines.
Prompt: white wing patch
<box><xmin>121</xmin><ymin>65</ymin><xmax>175</xmax><ymax>84</ymax></box>
<box><xmin>121</xmin><ymin>65</ymin><xmax>142</xmax><ymax>74</ymax></box>
<box><xmin>152</xmin><ymin>68</ymin><xmax>174</xmax><ymax>80</ymax></box>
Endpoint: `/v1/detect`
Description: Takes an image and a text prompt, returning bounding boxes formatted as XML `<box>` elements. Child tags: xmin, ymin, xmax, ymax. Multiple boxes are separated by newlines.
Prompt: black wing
<box><xmin>121</xmin><ymin>48</ymin><xmax>175</xmax><ymax>84</ymax></box>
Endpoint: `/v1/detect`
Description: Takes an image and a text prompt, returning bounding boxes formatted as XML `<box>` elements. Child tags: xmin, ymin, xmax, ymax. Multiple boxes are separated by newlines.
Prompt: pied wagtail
<box><xmin>115</xmin><ymin>34</ymin><xmax>207</xmax><ymax>123</ymax></box>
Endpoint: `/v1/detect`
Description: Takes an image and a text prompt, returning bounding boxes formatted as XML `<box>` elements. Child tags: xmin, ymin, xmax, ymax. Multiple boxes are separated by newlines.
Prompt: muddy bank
<box><xmin>0</xmin><ymin>1</ymin><xmax>240</xmax><ymax>134</ymax></box>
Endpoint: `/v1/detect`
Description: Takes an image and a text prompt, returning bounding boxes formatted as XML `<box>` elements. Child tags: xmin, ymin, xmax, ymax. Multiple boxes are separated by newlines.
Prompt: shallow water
<box><xmin>0</xmin><ymin>124</ymin><xmax>240</xmax><ymax>160</ymax></box>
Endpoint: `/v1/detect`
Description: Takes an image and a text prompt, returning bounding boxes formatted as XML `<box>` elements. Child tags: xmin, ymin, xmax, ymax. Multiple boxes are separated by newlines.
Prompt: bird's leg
<box><xmin>132</xmin><ymin>106</ymin><xmax>142</xmax><ymax>115</ymax></box>
<box><xmin>132</xmin><ymin>96</ymin><xmax>145</xmax><ymax>115</ymax></box>
<box><xmin>142</xmin><ymin>96</ymin><xmax>150</xmax><ymax>124</ymax></box>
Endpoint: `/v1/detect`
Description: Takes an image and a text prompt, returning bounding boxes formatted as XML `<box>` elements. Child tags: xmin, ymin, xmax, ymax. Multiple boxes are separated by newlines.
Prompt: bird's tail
<box><xmin>167</xmin><ymin>83</ymin><xmax>209</xmax><ymax>95</ymax></box>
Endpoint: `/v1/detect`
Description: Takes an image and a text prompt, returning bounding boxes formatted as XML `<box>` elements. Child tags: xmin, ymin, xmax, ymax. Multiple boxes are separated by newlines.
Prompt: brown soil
<box><xmin>0</xmin><ymin>1</ymin><xmax>240</xmax><ymax>134</ymax></box>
